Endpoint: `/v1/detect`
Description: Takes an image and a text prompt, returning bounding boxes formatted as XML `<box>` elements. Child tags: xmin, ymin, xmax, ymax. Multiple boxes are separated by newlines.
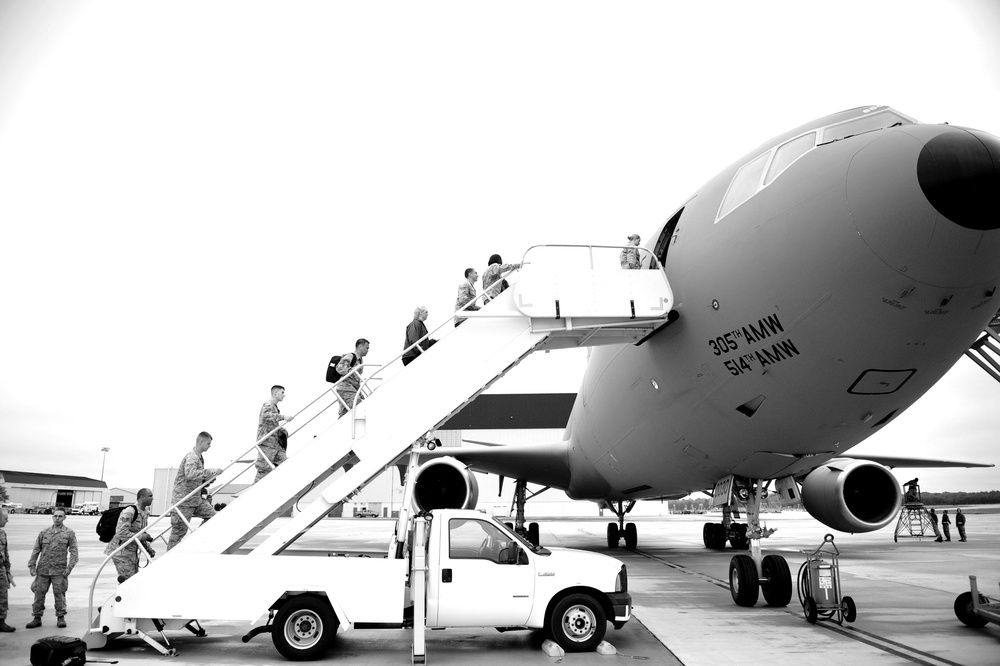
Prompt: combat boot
<box><xmin>26</xmin><ymin>616</ymin><xmax>41</xmax><ymax>629</ymax></box>
<box><xmin>0</xmin><ymin>621</ymin><xmax>15</xmax><ymax>632</ymax></box>
<box><xmin>57</xmin><ymin>617</ymin><xmax>67</xmax><ymax>628</ymax></box>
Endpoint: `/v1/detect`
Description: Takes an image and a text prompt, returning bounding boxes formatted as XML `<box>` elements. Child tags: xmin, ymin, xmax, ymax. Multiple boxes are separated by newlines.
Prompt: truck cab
<box><xmin>425</xmin><ymin>510</ymin><xmax>630</xmax><ymax>644</ymax></box>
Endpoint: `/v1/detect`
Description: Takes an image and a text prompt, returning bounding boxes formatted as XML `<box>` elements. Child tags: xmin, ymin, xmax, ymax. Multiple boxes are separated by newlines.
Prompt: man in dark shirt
<box><xmin>403</xmin><ymin>306</ymin><xmax>436</xmax><ymax>366</ymax></box>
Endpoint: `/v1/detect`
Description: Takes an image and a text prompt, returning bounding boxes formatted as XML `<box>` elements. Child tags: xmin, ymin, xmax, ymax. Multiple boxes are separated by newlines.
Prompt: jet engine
<box><xmin>412</xmin><ymin>456</ymin><xmax>480</xmax><ymax>511</ymax></box>
<box><xmin>800</xmin><ymin>458</ymin><xmax>902</xmax><ymax>533</ymax></box>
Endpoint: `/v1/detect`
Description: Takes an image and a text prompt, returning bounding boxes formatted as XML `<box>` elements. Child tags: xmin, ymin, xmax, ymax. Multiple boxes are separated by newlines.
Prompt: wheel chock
<box><xmin>541</xmin><ymin>639</ymin><xmax>565</xmax><ymax>657</ymax></box>
<box><xmin>596</xmin><ymin>640</ymin><xmax>617</xmax><ymax>655</ymax></box>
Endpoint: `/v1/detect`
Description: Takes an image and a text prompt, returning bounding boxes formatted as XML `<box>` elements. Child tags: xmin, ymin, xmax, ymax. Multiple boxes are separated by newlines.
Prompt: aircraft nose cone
<box><xmin>917</xmin><ymin>128</ymin><xmax>1000</xmax><ymax>231</ymax></box>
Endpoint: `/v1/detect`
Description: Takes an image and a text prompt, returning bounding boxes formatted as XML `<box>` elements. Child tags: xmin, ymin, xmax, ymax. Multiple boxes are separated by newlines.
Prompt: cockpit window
<box><xmin>764</xmin><ymin>132</ymin><xmax>815</xmax><ymax>186</ymax></box>
<box><xmin>717</xmin><ymin>152</ymin><xmax>769</xmax><ymax>220</ymax></box>
<box><xmin>820</xmin><ymin>110</ymin><xmax>913</xmax><ymax>144</ymax></box>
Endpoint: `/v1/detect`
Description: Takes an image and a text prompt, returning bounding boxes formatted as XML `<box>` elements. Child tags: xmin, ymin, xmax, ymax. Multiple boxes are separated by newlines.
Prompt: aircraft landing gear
<box><xmin>710</xmin><ymin>476</ymin><xmax>792</xmax><ymax>608</ymax></box>
<box><xmin>510</xmin><ymin>480</ymin><xmax>544</xmax><ymax>546</ymax></box>
<box><xmin>605</xmin><ymin>500</ymin><xmax>637</xmax><ymax>549</ymax></box>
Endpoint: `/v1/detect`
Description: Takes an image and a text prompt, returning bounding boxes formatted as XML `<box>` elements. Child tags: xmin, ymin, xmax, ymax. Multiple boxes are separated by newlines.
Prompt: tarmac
<box><xmin>1</xmin><ymin>510</ymin><xmax>998</xmax><ymax>665</ymax></box>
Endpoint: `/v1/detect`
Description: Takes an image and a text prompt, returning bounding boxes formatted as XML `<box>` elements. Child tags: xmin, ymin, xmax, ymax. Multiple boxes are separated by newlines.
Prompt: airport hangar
<box><xmin>0</xmin><ymin>470</ymin><xmax>108</xmax><ymax>512</ymax></box>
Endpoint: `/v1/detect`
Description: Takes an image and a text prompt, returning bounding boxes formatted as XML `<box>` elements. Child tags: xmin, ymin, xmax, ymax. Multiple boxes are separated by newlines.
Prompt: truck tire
<box><xmin>272</xmin><ymin>596</ymin><xmax>338</xmax><ymax>661</ymax></box>
<box><xmin>548</xmin><ymin>593</ymin><xmax>607</xmax><ymax>652</ymax></box>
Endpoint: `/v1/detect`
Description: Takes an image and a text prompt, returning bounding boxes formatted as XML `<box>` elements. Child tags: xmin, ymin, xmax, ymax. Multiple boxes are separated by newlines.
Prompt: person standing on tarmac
<box><xmin>254</xmin><ymin>385</ymin><xmax>291</xmax><ymax>482</ymax></box>
<box><xmin>0</xmin><ymin>508</ymin><xmax>14</xmax><ymax>633</ymax></box>
<box><xmin>956</xmin><ymin>508</ymin><xmax>967</xmax><ymax>541</ymax></box>
<box><xmin>941</xmin><ymin>510</ymin><xmax>952</xmax><ymax>541</ymax></box>
<box><xmin>167</xmin><ymin>432</ymin><xmax>223</xmax><ymax>550</ymax></box>
<box><xmin>26</xmin><ymin>507</ymin><xmax>78</xmax><ymax>629</ymax></box>
<box><xmin>928</xmin><ymin>507</ymin><xmax>943</xmax><ymax>542</ymax></box>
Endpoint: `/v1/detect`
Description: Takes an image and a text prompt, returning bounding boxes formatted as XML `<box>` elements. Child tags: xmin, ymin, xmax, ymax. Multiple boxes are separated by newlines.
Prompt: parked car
<box><xmin>355</xmin><ymin>508</ymin><xmax>378</xmax><ymax>518</ymax></box>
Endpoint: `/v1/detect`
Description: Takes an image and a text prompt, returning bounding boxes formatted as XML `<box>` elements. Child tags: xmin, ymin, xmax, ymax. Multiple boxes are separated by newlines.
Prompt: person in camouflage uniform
<box><xmin>167</xmin><ymin>432</ymin><xmax>223</xmax><ymax>551</ymax></box>
<box><xmin>620</xmin><ymin>234</ymin><xmax>642</xmax><ymax>269</ymax></box>
<box><xmin>335</xmin><ymin>339</ymin><xmax>370</xmax><ymax>418</ymax></box>
<box><xmin>0</xmin><ymin>508</ymin><xmax>15</xmax><ymax>632</ymax></box>
<box><xmin>254</xmin><ymin>385</ymin><xmax>290</xmax><ymax>482</ymax></box>
<box><xmin>26</xmin><ymin>507</ymin><xmax>78</xmax><ymax>629</ymax></box>
<box><xmin>481</xmin><ymin>254</ymin><xmax>521</xmax><ymax>304</ymax></box>
<box><xmin>105</xmin><ymin>488</ymin><xmax>155</xmax><ymax>582</ymax></box>
<box><xmin>454</xmin><ymin>268</ymin><xmax>480</xmax><ymax>327</ymax></box>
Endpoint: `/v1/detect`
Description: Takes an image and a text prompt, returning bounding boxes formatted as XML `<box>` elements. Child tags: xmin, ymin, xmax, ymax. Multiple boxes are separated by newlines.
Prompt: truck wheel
<box><xmin>729</xmin><ymin>554</ymin><xmax>759</xmax><ymax>607</ymax></box>
<box><xmin>548</xmin><ymin>593</ymin><xmax>607</xmax><ymax>652</ymax></box>
<box><xmin>607</xmin><ymin>523</ymin><xmax>619</xmax><ymax>549</ymax></box>
<box><xmin>624</xmin><ymin>523</ymin><xmax>638</xmax><ymax>549</ymax></box>
<box><xmin>272</xmin><ymin>596</ymin><xmax>338</xmax><ymax>661</ymax></box>
<box><xmin>761</xmin><ymin>555</ymin><xmax>792</xmax><ymax>607</ymax></box>
<box><xmin>954</xmin><ymin>591</ymin><xmax>989</xmax><ymax>627</ymax></box>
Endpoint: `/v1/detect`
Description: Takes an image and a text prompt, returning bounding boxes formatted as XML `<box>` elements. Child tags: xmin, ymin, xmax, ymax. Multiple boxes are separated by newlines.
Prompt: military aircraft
<box><xmin>415</xmin><ymin>105</ymin><xmax>1000</xmax><ymax>606</ymax></box>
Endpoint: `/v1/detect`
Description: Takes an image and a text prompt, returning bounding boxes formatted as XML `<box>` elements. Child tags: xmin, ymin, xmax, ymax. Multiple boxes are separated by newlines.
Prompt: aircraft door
<box><xmin>434</xmin><ymin>518</ymin><xmax>533</xmax><ymax>627</ymax></box>
<box><xmin>653</xmin><ymin>207</ymin><xmax>684</xmax><ymax>268</ymax></box>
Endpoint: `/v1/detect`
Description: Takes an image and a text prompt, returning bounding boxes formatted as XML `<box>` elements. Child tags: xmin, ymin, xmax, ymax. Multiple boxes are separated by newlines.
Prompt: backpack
<box><xmin>326</xmin><ymin>355</ymin><xmax>343</xmax><ymax>383</ymax></box>
<box><xmin>326</xmin><ymin>353</ymin><xmax>358</xmax><ymax>383</ymax></box>
<box><xmin>96</xmin><ymin>505</ymin><xmax>136</xmax><ymax>543</ymax></box>
<box><xmin>30</xmin><ymin>635</ymin><xmax>87</xmax><ymax>666</ymax></box>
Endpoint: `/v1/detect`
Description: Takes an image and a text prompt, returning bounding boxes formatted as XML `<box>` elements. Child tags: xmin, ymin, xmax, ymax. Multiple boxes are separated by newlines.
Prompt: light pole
<box><xmin>100</xmin><ymin>447</ymin><xmax>110</xmax><ymax>481</ymax></box>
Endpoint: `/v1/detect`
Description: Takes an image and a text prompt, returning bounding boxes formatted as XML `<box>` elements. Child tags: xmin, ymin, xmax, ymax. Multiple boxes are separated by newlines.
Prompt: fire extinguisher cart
<box><xmin>797</xmin><ymin>534</ymin><xmax>857</xmax><ymax>625</ymax></box>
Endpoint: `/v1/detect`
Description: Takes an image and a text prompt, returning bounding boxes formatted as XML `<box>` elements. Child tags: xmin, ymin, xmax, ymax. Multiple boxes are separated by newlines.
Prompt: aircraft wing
<box><xmin>844</xmin><ymin>454</ymin><xmax>995</xmax><ymax>469</ymax></box>
<box><xmin>419</xmin><ymin>440</ymin><xmax>572</xmax><ymax>489</ymax></box>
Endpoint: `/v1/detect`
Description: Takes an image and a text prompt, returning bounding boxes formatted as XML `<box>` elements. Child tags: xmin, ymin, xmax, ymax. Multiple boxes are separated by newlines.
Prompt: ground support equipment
<box><xmin>954</xmin><ymin>575</ymin><xmax>1000</xmax><ymax>628</ymax></box>
<box><xmin>797</xmin><ymin>534</ymin><xmax>856</xmax><ymax>624</ymax></box>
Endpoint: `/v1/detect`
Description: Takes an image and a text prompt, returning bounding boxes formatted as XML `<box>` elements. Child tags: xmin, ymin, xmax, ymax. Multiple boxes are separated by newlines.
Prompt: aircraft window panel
<box><xmin>764</xmin><ymin>132</ymin><xmax>816</xmax><ymax>186</ymax></box>
<box><xmin>717</xmin><ymin>152</ymin><xmax>770</xmax><ymax>220</ymax></box>
<box><xmin>820</xmin><ymin>110</ymin><xmax>912</xmax><ymax>144</ymax></box>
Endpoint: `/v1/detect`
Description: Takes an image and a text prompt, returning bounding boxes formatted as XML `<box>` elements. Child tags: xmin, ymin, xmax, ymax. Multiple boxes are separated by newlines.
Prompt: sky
<box><xmin>1</xmin><ymin>1</ymin><xmax>999</xmax><ymax>495</ymax></box>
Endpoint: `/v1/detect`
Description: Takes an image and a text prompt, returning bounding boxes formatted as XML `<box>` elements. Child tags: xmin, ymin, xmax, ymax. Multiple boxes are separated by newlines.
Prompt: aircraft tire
<box><xmin>729</xmin><ymin>554</ymin><xmax>759</xmax><ymax>607</ymax></box>
<box><xmin>954</xmin><ymin>591</ymin><xmax>989</xmax><ymax>627</ymax></box>
<box><xmin>624</xmin><ymin>523</ymin><xmax>637</xmax><ymax>549</ymax></box>
<box><xmin>528</xmin><ymin>522</ymin><xmax>540</xmax><ymax>547</ymax></box>
<box><xmin>272</xmin><ymin>595</ymin><xmax>338</xmax><ymax>661</ymax></box>
<box><xmin>705</xmin><ymin>523</ymin><xmax>727</xmax><ymax>549</ymax></box>
<box><xmin>607</xmin><ymin>523</ymin><xmax>619</xmax><ymax>549</ymax></box>
<box><xmin>548</xmin><ymin>593</ymin><xmax>607</xmax><ymax>652</ymax></box>
<box><xmin>760</xmin><ymin>554</ymin><xmax>792</xmax><ymax>607</ymax></box>
<box><xmin>728</xmin><ymin>522</ymin><xmax>749</xmax><ymax>550</ymax></box>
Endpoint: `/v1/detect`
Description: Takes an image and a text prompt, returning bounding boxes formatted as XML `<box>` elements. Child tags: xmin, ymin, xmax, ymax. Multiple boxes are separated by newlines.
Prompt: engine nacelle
<box><xmin>412</xmin><ymin>456</ymin><xmax>480</xmax><ymax>512</ymax></box>
<box><xmin>800</xmin><ymin>458</ymin><xmax>902</xmax><ymax>533</ymax></box>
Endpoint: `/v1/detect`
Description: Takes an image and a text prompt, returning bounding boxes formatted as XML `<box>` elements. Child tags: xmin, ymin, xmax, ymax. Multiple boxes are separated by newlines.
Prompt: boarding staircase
<box><xmin>84</xmin><ymin>244</ymin><xmax>674</xmax><ymax>655</ymax></box>
<box><xmin>964</xmin><ymin>310</ymin><xmax>1000</xmax><ymax>383</ymax></box>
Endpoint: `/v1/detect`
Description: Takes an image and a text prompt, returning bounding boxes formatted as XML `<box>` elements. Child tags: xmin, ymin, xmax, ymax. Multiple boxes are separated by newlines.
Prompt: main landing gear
<box><xmin>706</xmin><ymin>476</ymin><xmax>792</xmax><ymax>608</ymax></box>
<box><xmin>605</xmin><ymin>500</ymin><xmax>637</xmax><ymax>549</ymax></box>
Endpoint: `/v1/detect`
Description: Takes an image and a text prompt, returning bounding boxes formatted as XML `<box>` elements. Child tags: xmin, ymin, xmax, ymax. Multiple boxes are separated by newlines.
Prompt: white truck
<box><xmin>92</xmin><ymin>508</ymin><xmax>631</xmax><ymax>661</ymax></box>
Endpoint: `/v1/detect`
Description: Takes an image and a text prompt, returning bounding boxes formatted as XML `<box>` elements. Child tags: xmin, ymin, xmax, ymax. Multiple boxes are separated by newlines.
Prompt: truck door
<box><xmin>433</xmin><ymin>517</ymin><xmax>534</xmax><ymax>627</ymax></box>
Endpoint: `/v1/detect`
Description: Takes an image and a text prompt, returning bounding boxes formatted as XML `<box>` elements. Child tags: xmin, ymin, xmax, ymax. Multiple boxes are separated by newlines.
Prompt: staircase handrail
<box><xmin>85</xmin><ymin>363</ymin><xmax>374</xmax><ymax>628</ymax></box>
<box><xmin>350</xmin><ymin>264</ymin><xmax>524</xmax><ymax>419</ymax></box>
